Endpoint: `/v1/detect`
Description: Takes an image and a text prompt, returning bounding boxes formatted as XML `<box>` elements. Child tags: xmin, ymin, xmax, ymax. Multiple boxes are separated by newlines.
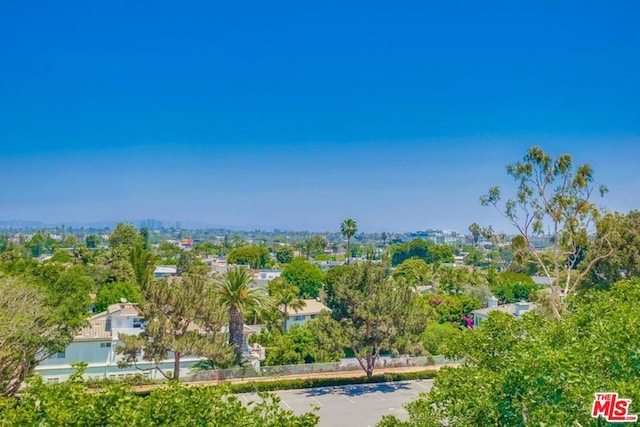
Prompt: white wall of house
<box><xmin>284</xmin><ymin>313</ymin><xmax>319</xmax><ymax>330</ymax></box>
<box><xmin>257</xmin><ymin>270</ymin><xmax>281</xmax><ymax>281</ymax></box>
<box><xmin>34</xmin><ymin>305</ymin><xmax>205</xmax><ymax>383</ymax></box>
<box><xmin>36</xmin><ymin>340</ymin><xmax>205</xmax><ymax>383</ymax></box>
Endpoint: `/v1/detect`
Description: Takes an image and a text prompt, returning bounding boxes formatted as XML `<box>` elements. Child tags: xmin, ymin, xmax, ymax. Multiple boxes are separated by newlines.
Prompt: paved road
<box><xmin>239</xmin><ymin>379</ymin><xmax>433</xmax><ymax>427</ymax></box>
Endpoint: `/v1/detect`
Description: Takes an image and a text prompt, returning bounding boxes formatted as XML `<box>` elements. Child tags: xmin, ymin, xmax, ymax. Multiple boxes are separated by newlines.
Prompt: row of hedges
<box><xmin>131</xmin><ymin>369</ymin><xmax>439</xmax><ymax>396</ymax></box>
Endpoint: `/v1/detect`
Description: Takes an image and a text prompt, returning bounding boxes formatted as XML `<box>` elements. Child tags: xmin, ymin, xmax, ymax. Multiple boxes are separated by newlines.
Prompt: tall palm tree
<box><xmin>129</xmin><ymin>244</ymin><xmax>155</xmax><ymax>292</ymax></box>
<box><xmin>214</xmin><ymin>267</ymin><xmax>271</xmax><ymax>361</ymax></box>
<box><xmin>268</xmin><ymin>277</ymin><xmax>306</xmax><ymax>332</ymax></box>
<box><xmin>340</xmin><ymin>218</ymin><xmax>358</xmax><ymax>264</ymax></box>
<box><xmin>468</xmin><ymin>222</ymin><xmax>481</xmax><ymax>247</ymax></box>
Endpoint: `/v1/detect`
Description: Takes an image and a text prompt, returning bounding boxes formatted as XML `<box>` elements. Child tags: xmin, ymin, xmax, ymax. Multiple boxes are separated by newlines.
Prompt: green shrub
<box><xmin>228</xmin><ymin>370</ymin><xmax>438</xmax><ymax>394</ymax></box>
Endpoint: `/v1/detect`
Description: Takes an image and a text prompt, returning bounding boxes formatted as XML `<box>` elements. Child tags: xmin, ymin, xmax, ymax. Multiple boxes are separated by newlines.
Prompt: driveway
<box><xmin>238</xmin><ymin>379</ymin><xmax>433</xmax><ymax>426</ymax></box>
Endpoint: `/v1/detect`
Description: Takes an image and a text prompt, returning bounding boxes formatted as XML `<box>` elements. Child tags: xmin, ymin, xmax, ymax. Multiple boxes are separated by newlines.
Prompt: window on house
<box><xmin>100</xmin><ymin>342</ymin><xmax>112</xmax><ymax>348</ymax></box>
<box><xmin>56</xmin><ymin>351</ymin><xmax>66</xmax><ymax>359</ymax></box>
<box><xmin>293</xmin><ymin>315</ymin><xmax>305</xmax><ymax>321</ymax></box>
<box><xmin>311</xmin><ymin>314</ymin><xmax>318</xmax><ymax>319</ymax></box>
<box><xmin>105</xmin><ymin>319</ymin><xmax>112</xmax><ymax>331</ymax></box>
<box><xmin>133</xmin><ymin>318</ymin><xmax>142</xmax><ymax>328</ymax></box>
<box><xmin>47</xmin><ymin>378</ymin><xmax>59</xmax><ymax>385</ymax></box>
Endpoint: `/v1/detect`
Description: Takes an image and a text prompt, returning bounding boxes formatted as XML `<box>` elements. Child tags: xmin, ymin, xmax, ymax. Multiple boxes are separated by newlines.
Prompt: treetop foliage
<box><xmin>389</xmin><ymin>239</ymin><xmax>454</xmax><ymax>266</ymax></box>
<box><xmin>380</xmin><ymin>278</ymin><xmax>640</xmax><ymax>427</ymax></box>
<box><xmin>481</xmin><ymin>146</ymin><xmax>612</xmax><ymax>319</ymax></box>
<box><xmin>226</xmin><ymin>245</ymin><xmax>271</xmax><ymax>269</ymax></box>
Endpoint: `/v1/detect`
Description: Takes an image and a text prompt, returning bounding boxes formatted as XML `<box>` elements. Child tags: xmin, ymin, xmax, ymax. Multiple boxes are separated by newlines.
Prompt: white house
<box><xmin>280</xmin><ymin>299</ymin><xmax>331</xmax><ymax>331</ymax></box>
<box><xmin>248</xmin><ymin>269</ymin><xmax>282</xmax><ymax>289</ymax></box>
<box><xmin>35</xmin><ymin>302</ymin><xmax>262</xmax><ymax>384</ymax></box>
<box><xmin>471</xmin><ymin>297</ymin><xmax>536</xmax><ymax>328</ymax></box>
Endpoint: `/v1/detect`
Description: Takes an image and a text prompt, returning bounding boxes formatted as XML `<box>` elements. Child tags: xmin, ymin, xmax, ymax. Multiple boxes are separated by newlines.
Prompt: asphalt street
<box><xmin>238</xmin><ymin>379</ymin><xmax>434</xmax><ymax>427</ymax></box>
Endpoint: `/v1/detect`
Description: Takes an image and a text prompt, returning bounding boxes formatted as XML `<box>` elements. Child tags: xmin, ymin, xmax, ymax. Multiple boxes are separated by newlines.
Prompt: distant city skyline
<box><xmin>1</xmin><ymin>2</ymin><xmax>638</xmax><ymax>232</ymax></box>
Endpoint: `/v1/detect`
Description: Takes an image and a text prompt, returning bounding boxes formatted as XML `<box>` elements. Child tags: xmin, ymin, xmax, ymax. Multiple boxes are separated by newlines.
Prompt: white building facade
<box><xmin>35</xmin><ymin>302</ymin><xmax>261</xmax><ymax>383</ymax></box>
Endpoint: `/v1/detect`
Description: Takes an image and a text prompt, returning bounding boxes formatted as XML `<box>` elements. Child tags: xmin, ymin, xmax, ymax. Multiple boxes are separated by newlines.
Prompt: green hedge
<box><xmin>132</xmin><ymin>369</ymin><xmax>437</xmax><ymax>396</ymax></box>
<box><xmin>84</xmin><ymin>373</ymin><xmax>159</xmax><ymax>389</ymax></box>
<box><xmin>229</xmin><ymin>370</ymin><xmax>438</xmax><ymax>393</ymax></box>
<box><xmin>76</xmin><ymin>369</ymin><xmax>439</xmax><ymax>397</ymax></box>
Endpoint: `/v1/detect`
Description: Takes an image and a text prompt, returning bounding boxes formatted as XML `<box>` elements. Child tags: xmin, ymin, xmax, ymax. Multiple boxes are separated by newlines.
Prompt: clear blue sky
<box><xmin>1</xmin><ymin>1</ymin><xmax>639</xmax><ymax>232</ymax></box>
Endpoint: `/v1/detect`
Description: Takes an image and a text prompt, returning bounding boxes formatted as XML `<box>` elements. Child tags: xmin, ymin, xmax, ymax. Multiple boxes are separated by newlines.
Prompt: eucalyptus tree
<box><xmin>480</xmin><ymin>146</ymin><xmax>611</xmax><ymax>319</ymax></box>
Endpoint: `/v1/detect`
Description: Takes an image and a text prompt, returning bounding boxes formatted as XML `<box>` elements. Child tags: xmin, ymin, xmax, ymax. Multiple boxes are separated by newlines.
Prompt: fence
<box><xmin>187</xmin><ymin>355</ymin><xmax>455</xmax><ymax>382</ymax></box>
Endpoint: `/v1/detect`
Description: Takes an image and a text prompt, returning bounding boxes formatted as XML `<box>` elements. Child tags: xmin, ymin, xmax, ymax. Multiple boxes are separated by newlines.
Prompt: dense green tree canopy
<box><xmin>380</xmin><ymin>278</ymin><xmax>640</xmax><ymax>426</ymax></box>
<box><xmin>297</xmin><ymin>236</ymin><xmax>328</xmax><ymax>259</ymax></box>
<box><xmin>275</xmin><ymin>245</ymin><xmax>294</xmax><ymax>264</ymax></box>
<box><xmin>95</xmin><ymin>281</ymin><xmax>141</xmax><ymax>312</ymax></box>
<box><xmin>226</xmin><ymin>245</ymin><xmax>271</xmax><ymax>269</ymax></box>
<box><xmin>581</xmin><ymin>210</ymin><xmax>640</xmax><ymax>290</ymax></box>
<box><xmin>0</xmin><ymin>264</ymin><xmax>92</xmax><ymax>396</ymax></box>
<box><xmin>108</xmin><ymin>223</ymin><xmax>143</xmax><ymax>249</ymax></box>
<box><xmin>176</xmin><ymin>250</ymin><xmax>202</xmax><ymax>275</ymax></box>
<box><xmin>489</xmin><ymin>272</ymin><xmax>537</xmax><ymax>304</ymax></box>
<box><xmin>427</xmin><ymin>293</ymin><xmax>482</xmax><ymax>326</ymax></box>
<box><xmin>193</xmin><ymin>241</ymin><xmax>222</xmax><ymax>256</ymax></box>
<box><xmin>392</xmin><ymin>258</ymin><xmax>433</xmax><ymax>286</ymax></box>
<box><xmin>85</xmin><ymin>234</ymin><xmax>102</xmax><ymax>249</ymax></box>
<box><xmin>420</xmin><ymin>322</ymin><xmax>461</xmax><ymax>356</ymax></box>
<box><xmin>281</xmin><ymin>258</ymin><xmax>325</xmax><ymax>299</ymax></box>
<box><xmin>156</xmin><ymin>241</ymin><xmax>182</xmax><ymax>259</ymax></box>
<box><xmin>319</xmin><ymin>263</ymin><xmax>430</xmax><ymax>377</ymax></box>
<box><xmin>389</xmin><ymin>239</ymin><xmax>454</xmax><ymax>267</ymax></box>
<box><xmin>390</xmin><ymin>239</ymin><xmax>431</xmax><ymax>266</ymax></box>
<box><xmin>250</xmin><ymin>324</ymin><xmax>341</xmax><ymax>366</ymax></box>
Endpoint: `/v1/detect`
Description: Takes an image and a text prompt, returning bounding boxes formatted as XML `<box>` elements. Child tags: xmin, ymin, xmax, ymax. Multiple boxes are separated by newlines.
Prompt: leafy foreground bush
<box><xmin>0</xmin><ymin>371</ymin><xmax>318</xmax><ymax>427</ymax></box>
<box><xmin>378</xmin><ymin>279</ymin><xmax>640</xmax><ymax>426</ymax></box>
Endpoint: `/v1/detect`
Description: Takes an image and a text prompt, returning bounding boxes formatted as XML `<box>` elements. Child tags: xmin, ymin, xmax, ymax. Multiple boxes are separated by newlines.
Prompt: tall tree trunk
<box><xmin>173</xmin><ymin>351</ymin><xmax>181</xmax><ymax>380</ymax></box>
<box><xmin>2</xmin><ymin>359</ymin><xmax>30</xmax><ymax>397</ymax></box>
<box><xmin>366</xmin><ymin>355</ymin><xmax>374</xmax><ymax>378</ymax></box>
<box><xmin>282</xmin><ymin>304</ymin><xmax>288</xmax><ymax>333</ymax></box>
<box><xmin>229</xmin><ymin>306</ymin><xmax>244</xmax><ymax>361</ymax></box>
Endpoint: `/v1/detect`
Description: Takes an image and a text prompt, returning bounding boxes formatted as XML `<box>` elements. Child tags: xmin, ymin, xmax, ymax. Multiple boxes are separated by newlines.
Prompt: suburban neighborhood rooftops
<box><xmin>74</xmin><ymin>317</ymin><xmax>112</xmax><ymax>341</ymax></box>
<box><xmin>472</xmin><ymin>301</ymin><xmax>537</xmax><ymax>318</ymax></box>
<box><xmin>107</xmin><ymin>302</ymin><xmax>139</xmax><ymax>316</ymax></box>
<box><xmin>283</xmin><ymin>299</ymin><xmax>331</xmax><ymax>317</ymax></box>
